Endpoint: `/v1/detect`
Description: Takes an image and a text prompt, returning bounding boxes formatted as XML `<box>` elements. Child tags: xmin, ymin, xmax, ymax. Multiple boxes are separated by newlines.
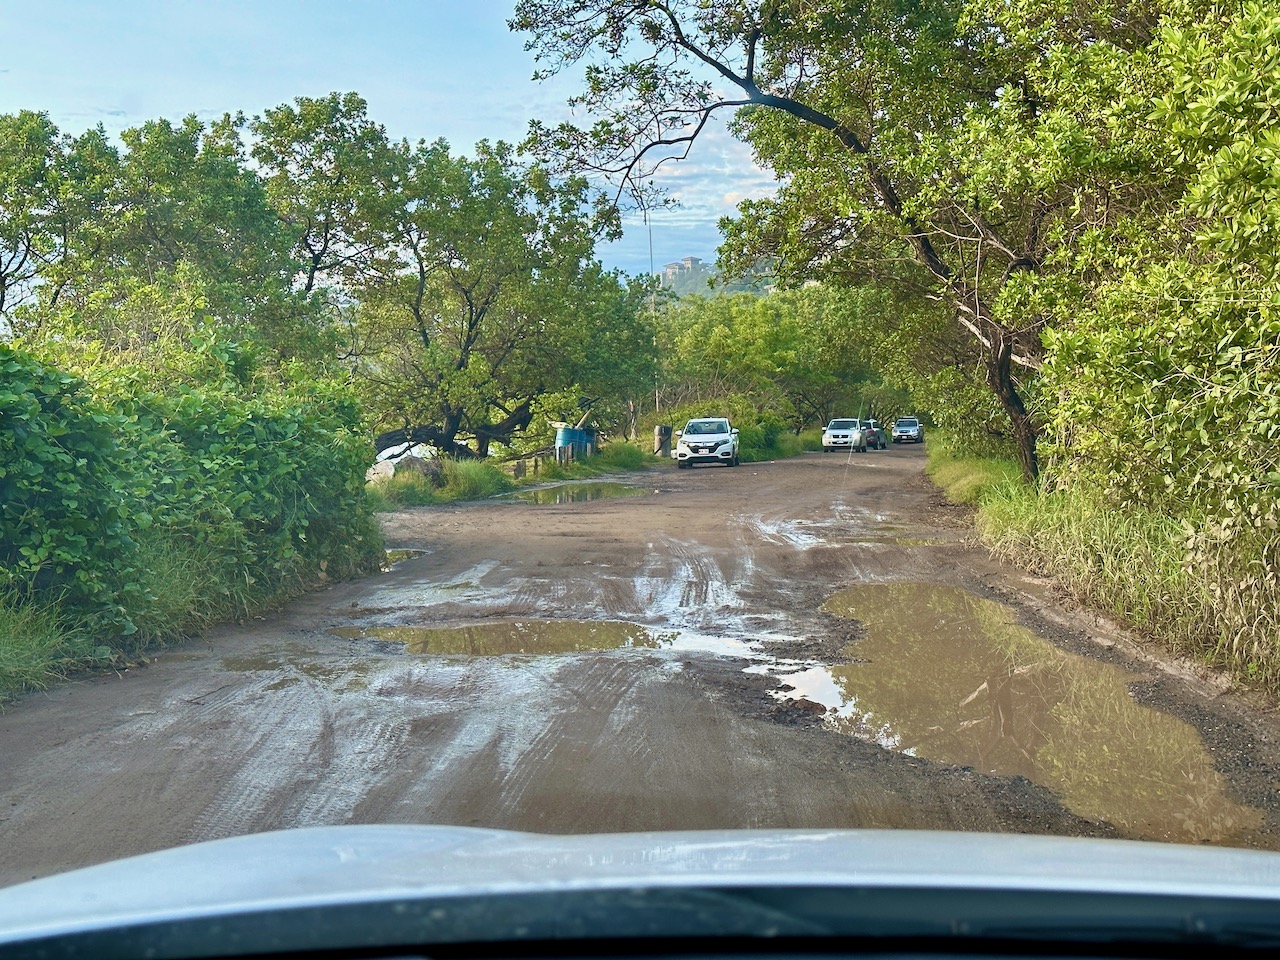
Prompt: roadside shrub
<box><xmin>0</xmin><ymin>347</ymin><xmax>142</xmax><ymax>634</ymax></box>
<box><xmin>0</xmin><ymin>341</ymin><xmax>384</xmax><ymax>692</ymax></box>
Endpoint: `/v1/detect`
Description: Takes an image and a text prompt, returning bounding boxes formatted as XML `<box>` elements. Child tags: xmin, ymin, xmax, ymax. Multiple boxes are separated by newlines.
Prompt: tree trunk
<box><xmin>985</xmin><ymin>333</ymin><xmax>1039</xmax><ymax>483</ymax></box>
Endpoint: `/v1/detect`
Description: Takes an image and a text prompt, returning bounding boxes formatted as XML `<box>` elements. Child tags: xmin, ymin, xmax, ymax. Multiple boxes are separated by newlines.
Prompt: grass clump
<box><xmin>439</xmin><ymin>459</ymin><xmax>514</xmax><ymax>500</ymax></box>
<box><xmin>366</xmin><ymin>459</ymin><xmax>512</xmax><ymax>509</ymax></box>
<box><xmin>924</xmin><ymin>432</ymin><xmax>1022</xmax><ymax>505</ymax></box>
<box><xmin>0</xmin><ymin>595</ymin><xmax>106</xmax><ymax>702</ymax></box>
<box><xmin>366</xmin><ymin>472</ymin><xmax>440</xmax><ymax>511</ymax></box>
<box><xmin>540</xmin><ymin>442</ymin><xmax>662</xmax><ymax>480</ymax></box>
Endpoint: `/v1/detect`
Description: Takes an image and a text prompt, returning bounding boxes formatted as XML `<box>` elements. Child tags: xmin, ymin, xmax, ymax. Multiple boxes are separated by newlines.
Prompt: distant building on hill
<box><xmin>660</xmin><ymin>256</ymin><xmax>713</xmax><ymax>293</ymax></box>
<box><xmin>657</xmin><ymin>255</ymin><xmax>775</xmax><ymax>297</ymax></box>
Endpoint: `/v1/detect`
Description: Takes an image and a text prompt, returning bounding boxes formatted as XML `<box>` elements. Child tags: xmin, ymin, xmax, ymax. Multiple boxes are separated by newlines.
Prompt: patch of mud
<box><xmin>499</xmin><ymin>482</ymin><xmax>649</xmax><ymax>505</ymax></box>
<box><xmin>764</xmin><ymin>581</ymin><xmax>1264</xmax><ymax>845</ymax></box>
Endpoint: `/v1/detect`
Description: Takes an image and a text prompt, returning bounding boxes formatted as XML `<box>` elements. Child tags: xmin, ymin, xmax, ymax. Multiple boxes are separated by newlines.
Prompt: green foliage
<box><xmin>656</xmin><ymin>287</ymin><xmax>876</xmax><ymax>429</ymax></box>
<box><xmin>0</xmin><ymin>346</ymin><xmax>141</xmax><ymax>634</ymax></box>
<box><xmin>0</xmin><ymin>342</ymin><xmax>383</xmax><ymax>695</ymax></box>
<box><xmin>1032</xmin><ymin>0</ymin><xmax>1280</xmax><ymax>677</ymax></box>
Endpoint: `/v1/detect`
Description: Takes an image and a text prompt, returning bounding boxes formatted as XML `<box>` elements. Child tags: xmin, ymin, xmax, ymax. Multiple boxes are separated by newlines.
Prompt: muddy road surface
<box><xmin>4</xmin><ymin>447</ymin><xmax>1280</xmax><ymax>886</ymax></box>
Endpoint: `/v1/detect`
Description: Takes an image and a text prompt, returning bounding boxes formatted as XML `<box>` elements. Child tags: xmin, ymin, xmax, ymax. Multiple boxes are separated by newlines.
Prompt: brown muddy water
<box><xmin>761</xmin><ymin>582</ymin><xmax>1261</xmax><ymax>845</ymax></box>
<box><xmin>330</xmin><ymin>620</ymin><xmax>756</xmax><ymax>658</ymax></box>
<box><xmin>500</xmin><ymin>482</ymin><xmax>650</xmax><ymax>504</ymax></box>
<box><xmin>332</xmin><ymin>575</ymin><xmax>1258</xmax><ymax>845</ymax></box>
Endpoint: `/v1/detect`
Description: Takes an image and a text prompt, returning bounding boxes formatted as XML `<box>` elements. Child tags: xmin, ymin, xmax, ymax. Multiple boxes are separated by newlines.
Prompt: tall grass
<box><xmin>923</xmin><ymin>433</ymin><xmax>1023</xmax><ymax>505</ymax></box>
<box><xmin>538</xmin><ymin>441</ymin><xmax>662</xmax><ymax>481</ymax></box>
<box><xmin>0</xmin><ymin>595</ymin><xmax>105</xmax><ymax>701</ymax></box>
<box><xmin>977</xmin><ymin>482</ymin><xmax>1210</xmax><ymax>647</ymax></box>
<box><xmin>439</xmin><ymin>458</ymin><xmax>514</xmax><ymax>500</ymax></box>
<box><xmin>926</xmin><ymin>434</ymin><xmax>1279</xmax><ymax>686</ymax></box>
<box><xmin>368</xmin><ymin>457</ymin><xmax>514</xmax><ymax>510</ymax></box>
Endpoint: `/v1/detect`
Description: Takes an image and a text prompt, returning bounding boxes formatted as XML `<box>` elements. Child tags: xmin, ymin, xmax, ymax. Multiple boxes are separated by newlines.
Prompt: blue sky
<box><xmin>0</xmin><ymin>0</ymin><xmax>776</xmax><ymax>276</ymax></box>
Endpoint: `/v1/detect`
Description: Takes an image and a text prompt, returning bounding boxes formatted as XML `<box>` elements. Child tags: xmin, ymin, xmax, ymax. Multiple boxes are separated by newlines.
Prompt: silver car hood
<box><xmin>3</xmin><ymin>827</ymin><xmax>1280</xmax><ymax>953</ymax></box>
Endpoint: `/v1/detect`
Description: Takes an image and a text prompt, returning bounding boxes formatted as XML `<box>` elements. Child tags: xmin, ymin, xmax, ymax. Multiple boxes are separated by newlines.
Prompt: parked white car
<box><xmin>822</xmin><ymin>418</ymin><xmax>867</xmax><ymax>453</ymax></box>
<box><xmin>673</xmin><ymin>417</ymin><xmax>740</xmax><ymax>468</ymax></box>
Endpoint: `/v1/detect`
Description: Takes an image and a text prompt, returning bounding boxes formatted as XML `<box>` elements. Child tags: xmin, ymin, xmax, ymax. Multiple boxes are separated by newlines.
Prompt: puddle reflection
<box><xmin>330</xmin><ymin>619</ymin><xmax>760</xmax><ymax>657</ymax></box>
<box><xmin>787</xmin><ymin>583</ymin><xmax>1261</xmax><ymax>844</ymax></box>
<box><xmin>383</xmin><ymin>549</ymin><xmax>426</xmax><ymax>569</ymax></box>
<box><xmin>501</xmin><ymin>482</ymin><xmax>648</xmax><ymax>505</ymax></box>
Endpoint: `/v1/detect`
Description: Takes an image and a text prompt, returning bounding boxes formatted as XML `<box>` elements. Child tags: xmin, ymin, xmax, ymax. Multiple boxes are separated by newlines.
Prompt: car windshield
<box><xmin>2</xmin><ymin>3</ymin><xmax>1277</xmax><ymax>956</ymax></box>
<box><xmin>685</xmin><ymin>420</ymin><xmax>729</xmax><ymax>435</ymax></box>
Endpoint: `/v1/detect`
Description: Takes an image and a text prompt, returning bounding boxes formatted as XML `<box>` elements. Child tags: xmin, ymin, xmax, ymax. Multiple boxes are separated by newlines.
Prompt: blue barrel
<box><xmin>555</xmin><ymin>425</ymin><xmax>585</xmax><ymax>449</ymax></box>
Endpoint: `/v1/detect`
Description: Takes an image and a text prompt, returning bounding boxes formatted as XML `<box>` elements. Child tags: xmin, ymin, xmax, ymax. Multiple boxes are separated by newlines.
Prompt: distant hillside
<box><xmin>658</xmin><ymin>256</ymin><xmax>771</xmax><ymax>296</ymax></box>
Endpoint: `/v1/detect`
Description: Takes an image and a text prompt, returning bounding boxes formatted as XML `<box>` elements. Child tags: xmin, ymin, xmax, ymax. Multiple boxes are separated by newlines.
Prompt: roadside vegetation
<box><xmin>928</xmin><ymin>434</ymin><xmax>1277</xmax><ymax>686</ymax></box>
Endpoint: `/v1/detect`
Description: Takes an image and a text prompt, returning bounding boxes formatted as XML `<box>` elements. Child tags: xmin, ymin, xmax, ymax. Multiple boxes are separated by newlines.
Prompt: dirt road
<box><xmin>3</xmin><ymin>447</ymin><xmax>1279</xmax><ymax>886</ymax></box>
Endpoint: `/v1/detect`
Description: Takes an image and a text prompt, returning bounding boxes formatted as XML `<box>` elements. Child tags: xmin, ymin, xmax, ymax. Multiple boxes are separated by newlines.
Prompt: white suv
<box><xmin>822</xmin><ymin>418</ymin><xmax>867</xmax><ymax>453</ymax></box>
<box><xmin>673</xmin><ymin>418</ymin><xmax>740</xmax><ymax>468</ymax></box>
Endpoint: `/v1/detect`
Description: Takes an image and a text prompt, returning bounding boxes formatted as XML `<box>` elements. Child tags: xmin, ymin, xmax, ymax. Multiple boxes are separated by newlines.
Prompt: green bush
<box><xmin>0</xmin><ymin>342</ymin><xmax>384</xmax><ymax>691</ymax></box>
<box><xmin>0</xmin><ymin>347</ymin><xmax>141</xmax><ymax>634</ymax></box>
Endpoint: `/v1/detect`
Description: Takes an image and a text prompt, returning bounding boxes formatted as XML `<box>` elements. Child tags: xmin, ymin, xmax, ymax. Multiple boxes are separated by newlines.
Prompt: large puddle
<box><xmin>501</xmin><ymin>482</ymin><xmax>648</xmax><ymax>505</ymax></box>
<box><xmin>331</xmin><ymin>619</ymin><xmax>755</xmax><ymax>658</ymax></box>
<box><xmin>768</xmin><ymin>583</ymin><xmax>1261</xmax><ymax>844</ymax></box>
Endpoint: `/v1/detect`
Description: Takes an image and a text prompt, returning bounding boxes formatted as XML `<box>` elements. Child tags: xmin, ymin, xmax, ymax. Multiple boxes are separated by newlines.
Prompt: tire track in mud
<box><xmin>183</xmin><ymin>667</ymin><xmax>338</xmax><ymax>843</ymax></box>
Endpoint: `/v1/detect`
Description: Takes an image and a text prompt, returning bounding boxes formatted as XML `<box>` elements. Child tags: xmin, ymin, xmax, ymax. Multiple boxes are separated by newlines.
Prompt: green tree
<box><xmin>250</xmin><ymin>92</ymin><xmax>399</xmax><ymax>295</ymax></box>
<box><xmin>512</xmin><ymin>0</ymin><xmax>1187</xmax><ymax>480</ymax></box>
<box><xmin>658</xmin><ymin>286</ymin><xmax>875</xmax><ymax>426</ymax></box>
<box><xmin>355</xmin><ymin>141</ymin><xmax>632</xmax><ymax>457</ymax></box>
